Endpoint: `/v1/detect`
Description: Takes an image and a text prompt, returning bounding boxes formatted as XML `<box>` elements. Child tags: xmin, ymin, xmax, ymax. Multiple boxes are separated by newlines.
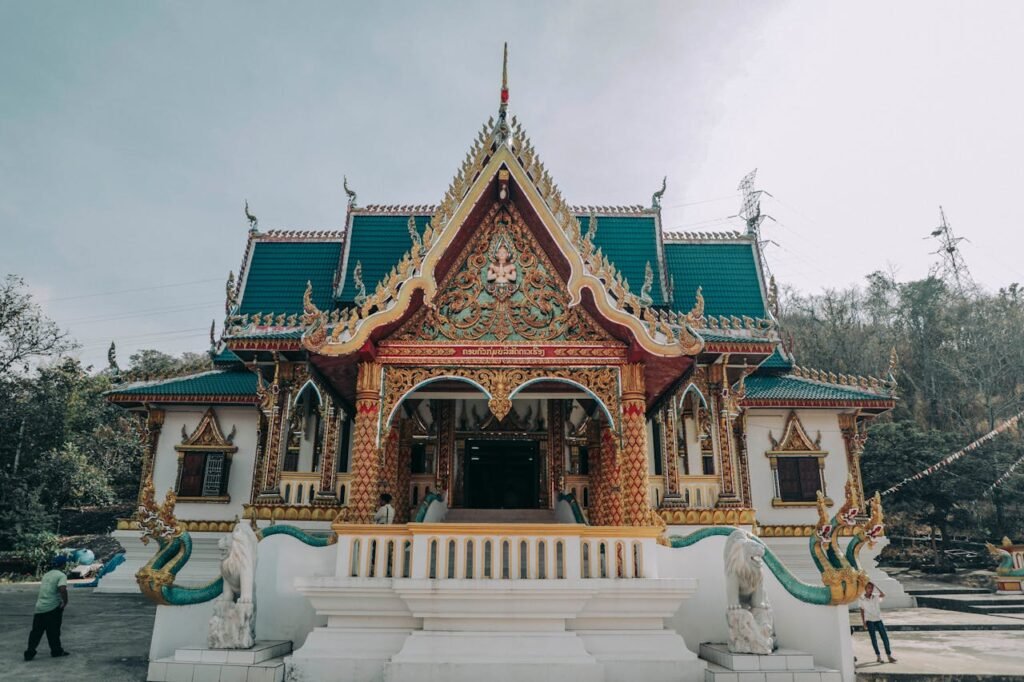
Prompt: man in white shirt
<box><xmin>859</xmin><ymin>582</ymin><xmax>896</xmax><ymax>664</ymax></box>
<box><xmin>374</xmin><ymin>493</ymin><xmax>395</xmax><ymax>525</ymax></box>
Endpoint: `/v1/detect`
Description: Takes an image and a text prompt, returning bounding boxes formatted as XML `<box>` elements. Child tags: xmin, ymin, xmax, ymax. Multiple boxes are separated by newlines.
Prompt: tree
<box><xmin>0</xmin><ymin>275</ymin><xmax>75</xmax><ymax>374</ymax></box>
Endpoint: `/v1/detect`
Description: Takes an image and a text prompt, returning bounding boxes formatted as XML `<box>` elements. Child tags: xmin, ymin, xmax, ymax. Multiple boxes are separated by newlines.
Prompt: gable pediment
<box><xmin>300</xmin><ymin>117</ymin><xmax>705</xmax><ymax>359</ymax></box>
<box><xmin>389</xmin><ymin>199</ymin><xmax>614</xmax><ymax>344</ymax></box>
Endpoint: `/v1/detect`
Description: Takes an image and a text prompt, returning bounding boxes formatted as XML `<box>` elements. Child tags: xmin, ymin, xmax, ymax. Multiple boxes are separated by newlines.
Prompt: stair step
<box><xmin>703</xmin><ymin>662</ymin><xmax>841</xmax><ymax>682</ymax></box>
<box><xmin>905</xmin><ymin>587</ymin><xmax>991</xmax><ymax>596</ymax></box>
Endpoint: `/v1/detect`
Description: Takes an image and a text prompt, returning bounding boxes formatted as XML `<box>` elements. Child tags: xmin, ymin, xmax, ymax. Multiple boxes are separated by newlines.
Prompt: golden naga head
<box><xmin>135</xmin><ymin>476</ymin><xmax>181</xmax><ymax>546</ymax></box>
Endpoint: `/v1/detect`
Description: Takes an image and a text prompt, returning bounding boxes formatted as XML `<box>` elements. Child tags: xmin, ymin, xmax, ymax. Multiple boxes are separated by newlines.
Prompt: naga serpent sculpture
<box><xmin>669</xmin><ymin>479</ymin><xmax>882</xmax><ymax>606</ymax></box>
<box><xmin>986</xmin><ymin>538</ymin><xmax>1024</xmax><ymax>578</ymax></box>
<box><xmin>134</xmin><ymin>478</ymin><xmax>336</xmax><ymax>606</ymax></box>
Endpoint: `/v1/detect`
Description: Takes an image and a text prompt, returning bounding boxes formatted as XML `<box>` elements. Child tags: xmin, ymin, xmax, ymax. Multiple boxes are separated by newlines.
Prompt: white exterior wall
<box><xmin>152</xmin><ymin>406</ymin><xmax>260</xmax><ymax>521</ymax></box>
<box><xmin>745</xmin><ymin>409</ymin><xmax>851</xmax><ymax>527</ymax></box>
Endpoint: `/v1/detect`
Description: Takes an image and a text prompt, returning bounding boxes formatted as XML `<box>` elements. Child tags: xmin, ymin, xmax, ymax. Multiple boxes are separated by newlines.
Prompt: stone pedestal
<box><xmin>699</xmin><ymin>643</ymin><xmax>840</xmax><ymax>682</ymax></box>
<box><xmin>209</xmin><ymin>600</ymin><xmax>256</xmax><ymax>649</ymax></box>
<box><xmin>147</xmin><ymin>640</ymin><xmax>291</xmax><ymax>682</ymax></box>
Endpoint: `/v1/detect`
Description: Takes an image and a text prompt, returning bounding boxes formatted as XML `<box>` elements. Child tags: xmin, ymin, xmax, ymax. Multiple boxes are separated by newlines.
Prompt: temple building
<box><xmin>104</xmin><ymin>57</ymin><xmax>904</xmax><ymax>682</ymax></box>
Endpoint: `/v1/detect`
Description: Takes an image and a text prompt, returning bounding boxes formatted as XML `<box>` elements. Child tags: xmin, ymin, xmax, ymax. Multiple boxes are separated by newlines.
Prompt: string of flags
<box><xmin>880</xmin><ymin>408</ymin><xmax>1024</xmax><ymax>497</ymax></box>
<box><xmin>983</xmin><ymin>450</ymin><xmax>1024</xmax><ymax>496</ymax></box>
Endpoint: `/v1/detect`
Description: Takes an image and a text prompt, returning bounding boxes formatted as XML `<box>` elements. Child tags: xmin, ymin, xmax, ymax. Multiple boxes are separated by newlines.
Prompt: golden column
<box><xmin>548</xmin><ymin>400</ymin><xmax>567</xmax><ymax>505</ymax></box>
<box><xmin>838</xmin><ymin>414</ymin><xmax>867</xmax><ymax>509</ymax></box>
<box><xmin>380</xmin><ymin>423</ymin><xmax>400</xmax><ymax>499</ymax></box>
<box><xmin>662</xmin><ymin>402</ymin><xmax>681</xmax><ymax>498</ymax></box>
<box><xmin>137</xmin><ymin>408</ymin><xmax>165</xmax><ymax>504</ymax></box>
<box><xmin>395</xmin><ymin>419</ymin><xmax>413</xmax><ymax>522</ymax></box>
<box><xmin>709</xmin><ymin>362</ymin><xmax>741</xmax><ymax>507</ymax></box>
<box><xmin>348</xmin><ymin>361</ymin><xmax>383</xmax><ymax>523</ymax></box>
<box><xmin>586</xmin><ymin>419</ymin><xmax>605</xmax><ymax>525</ymax></box>
<box><xmin>600</xmin><ymin>421</ymin><xmax>624</xmax><ymax>525</ymax></box>
<box><xmin>315</xmin><ymin>397</ymin><xmax>340</xmax><ymax>503</ymax></box>
<box><xmin>620</xmin><ymin>363</ymin><xmax>652</xmax><ymax>526</ymax></box>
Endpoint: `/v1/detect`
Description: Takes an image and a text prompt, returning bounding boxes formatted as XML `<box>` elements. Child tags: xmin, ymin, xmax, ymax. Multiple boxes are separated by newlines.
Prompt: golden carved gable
<box><xmin>391</xmin><ymin>201</ymin><xmax>614</xmax><ymax>344</ymax></box>
<box><xmin>769</xmin><ymin>411</ymin><xmax>823</xmax><ymax>452</ymax></box>
<box><xmin>176</xmin><ymin>408</ymin><xmax>238</xmax><ymax>452</ymax></box>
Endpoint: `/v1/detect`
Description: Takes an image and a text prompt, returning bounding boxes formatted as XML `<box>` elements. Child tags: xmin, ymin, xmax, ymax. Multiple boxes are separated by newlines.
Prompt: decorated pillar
<box><xmin>548</xmin><ymin>399</ymin><xmax>567</xmax><ymax>505</ymax></box>
<box><xmin>732</xmin><ymin>414</ymin><xmax>753</xmax><ymax>508</ymax></box>
<box><xmin>348</xmin><ymin>361</ymin><xmax>383</xmax><ymax>523</ymax></box>
<box><xmin>380</xmin><ymin>423</ymin><xmax>400</xmax><ymax>499</ymax></box>
<box><xmin>586</xmin><ymin>419</ymin><xmax>605</xmax><ymax>525</ymax></box>
<box><xmin>838</xmin><ymin>414</ymin><xmax>867</xmax><ymax>509</ymax></box>
<box><xmin>661</xmin><ymin>399</ymin><xmax>684</xmax><ymax>508</ymax></box>
<box><xmin>255</xmin><ymin>357</ymin><xmax>293</xmax><ymax>501</ymax></box>
<box><xmin>601</xmin><ymin>421</ymin><xmax>624</xmax><ymax>526</ymax></box>
<box><xmin>709</xmin><ymin>362</ymin><xmax>741</xmax><ymax>507</ymax></box>
<box><xmin>435</xmin><ymin>399</ymin><xmax>455</xmax><ymax>497</ymax></box>
<box><xmin>620</xmin><ymin>363</ymin><xmax>651</xmax><ymax>526</ymax></box>
<box><xmin>395</xmin><ymin>419</ymin><xmax>413</xmax><ymax>522</ymax></box>
<box><xmin>137</xmin><ymin>408</ymin><xmax>165</xmax><ymax>504</ymax></box>
<box><xmin>315</xmin><ymin>398</ymin><xmax>341</xmax><ymax>503</ymax></box>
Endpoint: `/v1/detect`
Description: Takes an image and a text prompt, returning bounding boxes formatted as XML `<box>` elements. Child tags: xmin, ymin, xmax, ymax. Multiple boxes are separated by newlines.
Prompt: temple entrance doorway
<box><xmin>464</xmin><ymin>439</ymin><xmax>540</xmax><ymax>509</ymax></box>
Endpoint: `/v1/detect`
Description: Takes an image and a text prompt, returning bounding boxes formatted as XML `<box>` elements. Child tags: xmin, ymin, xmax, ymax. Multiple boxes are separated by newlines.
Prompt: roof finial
<box><xmin>500</xmin><ymin>42</ymin><xmax>509</xmax><ymax>114</ymax></box>
<box><xmin>495</xmin><ymin>43</ymin><xmax>511</xmax><ymax>143</ymax></box>
<box><xmin>244</xmin><ymin>200</ymin><xmax>258</xmax><ymax>232</ymax></box>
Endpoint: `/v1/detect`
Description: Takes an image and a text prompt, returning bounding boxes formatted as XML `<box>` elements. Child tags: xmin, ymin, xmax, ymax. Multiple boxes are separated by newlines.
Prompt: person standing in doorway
<box><xmin>859</xmin><ymin>582</ymin><xmax>896</xmax><ymax>664</ymax></box>
<box><xmin>24</xmin><ymin>555</ymin><xmax>70</xmax><ymax>661</ymax></box>
<box><xmin>374</xmin><ymin>493</ymin><xmax>395</xmax><ymax>525</ymax></box>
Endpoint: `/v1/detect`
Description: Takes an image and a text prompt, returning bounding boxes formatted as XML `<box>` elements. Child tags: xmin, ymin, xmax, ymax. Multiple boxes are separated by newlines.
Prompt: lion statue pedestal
<box><xmin>724</xmin><ymin>528</ymin><xmax>776</xmax><ymax>655</ymax></box>
<box><xmin>208</xmin><ymin>521</ymin><xmax>259</xmax><ymax>649</ymax></box>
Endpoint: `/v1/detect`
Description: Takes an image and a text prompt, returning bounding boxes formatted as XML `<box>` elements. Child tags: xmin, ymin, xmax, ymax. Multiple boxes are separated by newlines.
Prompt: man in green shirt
<box><xmin>23</xmin><ymin>555</ymin><xmax>70</xmax><ymax>661</ymax></box>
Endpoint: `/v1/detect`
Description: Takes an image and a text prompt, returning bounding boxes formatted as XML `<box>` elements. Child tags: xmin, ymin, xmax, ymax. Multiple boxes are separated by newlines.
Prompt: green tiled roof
<box><xmin>742</xmin><ymin>374</ymin><xmax>888</xmax><ymax>403</ymax></box>
<box><xmin>211</xmin><ymin>348</ymin><xmax>242</xmax><ymax>365</ymax></box>
<box><xmin>338</xmin><ymin>215</ymin><xmax>429</xmax><ymax>304</ymax></box>
<box><xmin>665</xmin><ymin>241</ymin><xmax>766</xmax><ymax>318</ymax></box>
<box><xmin>107</xmin><ymin>370</ymin><xmax>257</xmax><ymax>398</ymax></box>
<box><xmin>758</xmin><ymin>348</ymin><xmax>794</xmax><ymax>371</ymax></box>
<box><xmin>239</xmin><ymin>241</ymin><xmax>342</xmax><ymax>315</ymax></box>
<box><xmin>576</xmin><ymin>215</ymin><xmax>666</xmax><ymax>306</ymax></box>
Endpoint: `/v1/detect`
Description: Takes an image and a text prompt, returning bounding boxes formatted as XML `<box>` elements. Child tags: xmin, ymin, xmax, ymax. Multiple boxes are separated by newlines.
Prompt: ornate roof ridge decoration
<box><xmin>664</xmin><ymin>230</ymin><xmax>749</xmax><ymax>242</ymax></box>
<box><xmin>113</xmin><ymin>367</ymin><xmax>227</xmax><ymax>388</ymax></box>
<box><xmin>257</xmin><ymin>229</ymin><xmax>346</xmax><ymax>240</ymax></box>
<box><xmin>299</xmin><ymin>113</ymin><xmax>705</xmax><ymax>358</ymax></box>
<box><xmin>702</xmin><ymin>312</ymin><xmax>776</xmax><ymax>334</ymax></box>
<box><xmin>356</xmin><ymin>204</ymin><xmax>438</xmax><ymax>215</ymax></box>
<box><xmin>570</xmin><ymin>204</ymin><xmax>653</xmax><ymax>215</ymax></box>
<box><xmin>788</xmin><ymin>364</ymin><xmax>895</xmax><ymax>396</ymax></box>
<box><xmin>768</xmin><ymin>410</ymin><xmax>823</xmax><ymax>452</ymax></box>
<box><xmin>226</xmin><ymin>310</ymin><xmax>305</xmax><ymax>335</ymax></box>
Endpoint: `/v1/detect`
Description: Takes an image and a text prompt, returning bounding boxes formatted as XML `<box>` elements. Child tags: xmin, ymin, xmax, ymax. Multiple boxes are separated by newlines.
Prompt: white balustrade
<box><xmin>333</xmin><ymin>524</ymin><xmax>660</xmax><ymax>581</ymax></box>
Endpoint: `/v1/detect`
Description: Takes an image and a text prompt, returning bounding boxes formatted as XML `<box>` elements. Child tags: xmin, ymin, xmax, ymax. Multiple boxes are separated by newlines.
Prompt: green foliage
<box><xmin>780</xmin><ymin>272</ymin><xmax>1024</xmax><ymax>559</ymax></box>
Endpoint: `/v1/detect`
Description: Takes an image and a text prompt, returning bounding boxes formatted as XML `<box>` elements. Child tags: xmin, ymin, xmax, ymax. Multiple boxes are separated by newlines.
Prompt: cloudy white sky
<box><xmin>2</xmin><ymin>0</ymin><xmax>1023</xmax><ymax>370</ymax></box>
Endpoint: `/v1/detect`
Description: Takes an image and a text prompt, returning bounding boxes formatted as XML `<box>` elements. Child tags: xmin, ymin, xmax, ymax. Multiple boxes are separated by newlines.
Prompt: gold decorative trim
<box><xmin>242</xmin><ymin>504</ymin><xmax>345</xmax><ymax>522</ymax></box>
<box><xmin>657</xmin><ymin>508</ymin><xmax>757</xmax><ymax>526</ymax></box>
<box><xmin>330</xmin><ymin>521</ymin><xmax>666</xmax><ymax>538</ymax></box>
<box><xmin>772</xmin><ymin>497</ymin><xmax>833</xmax><ymax>508</ymax></box>
<box><xmin>175</xmin><ymin>495</ymin><xmax>231</xmax><ymax>504</ymax></box>
<box><xmin>757</xmin><ymin>524</ymin><xmax>857</xmax><ymax>538</ymax></box>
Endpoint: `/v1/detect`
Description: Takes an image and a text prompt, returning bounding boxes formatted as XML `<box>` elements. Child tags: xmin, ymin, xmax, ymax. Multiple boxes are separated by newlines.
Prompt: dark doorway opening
<box><xmin>464</xmin><ymin>439</ymin><xmax>540</xmax><ymax>508</ymax></box>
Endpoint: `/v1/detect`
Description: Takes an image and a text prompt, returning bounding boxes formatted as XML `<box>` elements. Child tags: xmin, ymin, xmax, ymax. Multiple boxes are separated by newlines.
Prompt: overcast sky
<box><xmin>3</xmin><ymin>0</ymin><xmax>1023</xmax><ymax>370</ymax></box>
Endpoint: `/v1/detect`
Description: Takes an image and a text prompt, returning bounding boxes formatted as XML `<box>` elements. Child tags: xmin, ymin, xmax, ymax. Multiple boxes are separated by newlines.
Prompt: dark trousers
<box><xmin>866</xmin><ymin>620</ymin><xmax>891</xmax><ymax>656</ymax></box>
<box><xmin>25</xmin><ymin>606</ymin><xmax>64</xmax><ymax>656</ymax></box>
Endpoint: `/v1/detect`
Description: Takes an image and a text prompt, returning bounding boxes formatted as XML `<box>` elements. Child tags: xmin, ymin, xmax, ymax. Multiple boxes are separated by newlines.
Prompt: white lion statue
<box><xmin>724</xmin><ymin>528</ymin><xmax>776</xmax><ymax>655</ymax></box>
<box><xmin>209</xmin><ymin>521</ymin><xmax>259</xmax><ymax>649</ymax></box>
<box><xmin>219</xmin><ymin>521</ymin><xmax>258</xmax><ymax>603</ymax></box>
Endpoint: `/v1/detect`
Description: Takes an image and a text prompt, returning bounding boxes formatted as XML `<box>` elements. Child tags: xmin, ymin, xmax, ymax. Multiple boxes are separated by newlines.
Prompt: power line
<box><xmin>38</xmin><ymin>277</ymin><xmax>222</xmax><ymax>303</ymax></box>
<box><xmin>60</xmin><ymin>300</ymin><xmax>220</xmax><ymax>326</ymax></box>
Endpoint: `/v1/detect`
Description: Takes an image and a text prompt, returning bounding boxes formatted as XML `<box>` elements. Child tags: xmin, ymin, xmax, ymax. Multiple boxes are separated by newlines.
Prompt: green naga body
<box><xmin>668</xmin><ymin>482</ymin><xmax>884</xmax><ymax>606</ymax></box>
<box><xmin>987</xmin><ymin>539</ymin><xmax>1024</xmax><ymax>577</ymax></box>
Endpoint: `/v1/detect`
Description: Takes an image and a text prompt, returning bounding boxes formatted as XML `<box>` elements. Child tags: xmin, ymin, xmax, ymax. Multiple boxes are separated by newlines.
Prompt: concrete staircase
<box><xmin>910</xmin><ymin>589</ymin><xmax>1024</xmax><ymax>615</ymax></box>
<box><xmin>699</xmin><ymin>643</ymin><xmax>840</xmax><ymax>682</ymax></box>
<box><xmin>148</xmin><ymin>640</ymin><xmax>291</xmax><ymax>682</ymax></box>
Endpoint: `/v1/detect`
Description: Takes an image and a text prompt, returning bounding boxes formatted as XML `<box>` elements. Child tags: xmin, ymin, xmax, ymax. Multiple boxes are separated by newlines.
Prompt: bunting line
<box><xmin>983</xmin><ymin>450</ymin><xmax>1024</xmax><ymax>496</ymax></box>
<box><xmin>880</xmin><ymin>409</ymin><xmax>1024</xmax><ymax>497</ymax></box>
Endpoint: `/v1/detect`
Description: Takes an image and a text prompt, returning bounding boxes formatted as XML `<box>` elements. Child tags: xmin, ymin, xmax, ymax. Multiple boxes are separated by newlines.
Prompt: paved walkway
<box><xmin>852</xmin><ymin>629</ymin><xmax>1024</xmax><ymax>678</ymax></box>
<box><xmin>0</xmin><ymin>583</ymin><xmax>153</xmax><ymax>681</ymax></box>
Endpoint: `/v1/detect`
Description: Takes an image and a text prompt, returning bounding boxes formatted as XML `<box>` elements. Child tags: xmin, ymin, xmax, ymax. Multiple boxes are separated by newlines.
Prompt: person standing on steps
<box><xmin>24</xmin><ymin>555</ymin><xmax>71</xmax><ymax>661</ymax></box>
<box><xmin>859</xmin><ymin>582</ymin><xmax>896</xmax><ymax>664</ymax></box>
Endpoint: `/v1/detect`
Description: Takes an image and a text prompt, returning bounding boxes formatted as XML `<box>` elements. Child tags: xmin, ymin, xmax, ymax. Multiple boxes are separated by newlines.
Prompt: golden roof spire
<box><xmin>500</xmin><ymin>42</ymin><xmax>509</xmax><ymax>114</ymax></box>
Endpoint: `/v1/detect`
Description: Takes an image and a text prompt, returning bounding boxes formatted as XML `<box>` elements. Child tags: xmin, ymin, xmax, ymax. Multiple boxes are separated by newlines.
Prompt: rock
<box><xmin>208</xmin><ymin>600</ymin><xmax>256</xmax><ymax>649</ymax></box>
